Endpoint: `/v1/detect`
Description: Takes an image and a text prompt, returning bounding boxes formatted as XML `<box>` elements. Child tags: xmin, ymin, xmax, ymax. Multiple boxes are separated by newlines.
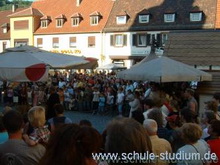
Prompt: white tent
<box><xmin>97</xmin><ymin>63</ymin><xmax>127</xmax><ymax>70</ymax></box>
<box><xmin>117</xmin><ymin>54</ymin><xmax>212</xmax><ymax>82</ymax></box>
<box><xmin>0</xmin><ymin>45</ymin><xmax>88</xmax><ymax>82</ymax></box>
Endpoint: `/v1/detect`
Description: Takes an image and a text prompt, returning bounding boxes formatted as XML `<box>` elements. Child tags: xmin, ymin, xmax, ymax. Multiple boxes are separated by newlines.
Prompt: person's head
<box><xmin>144</xmin><ymin>99</ymin><xmax>155</xmax><ymax>110</ymax></box>
<box><xmin>208</xmin><ymin>120</ymin><xmax>220</xmax><ymax>137</ymax></box>
<box><xmin>147</xmin><ymin>108</ymin><xmax>164</xmax><ymax>128</ymax></box>
<box><xmin>3</xmin><ymin>110</ymin><xmax>23</xmax><ymax>134</ymax></box>
<box><xmin>185</xmin><ymin>88</ymin><xmax>195</xmax><ymax>98</ymax></box>
<box><xmin>3</xmin><ymin>106</ymin><xmax>12</xmax><ymax>115</ymax></box>
<box><xmin>54</xmin><ymin>104</ymin><xmax>65</xmax><ymax>115</ymax></box>
<box><xmin>205</xmin><ymin>100</ymin><xmax>218</xmax><ymax>113</ymax></box>
<box><xmin>143</xmin><ymin>119</ymin><xmax>158</xmax><ymax>136</ymax></box>
<box><xmin>131</xmin><ymin>110</ymin><xmax>145</xmax><ymax>124</ymax></box>
<box><xmin>79</xmin><ymin>120</ymin><xmax>92</xmax><ymax>127</ymax></box>
<box><xmin>202</xmin><ymin>110</ymin><xmax>216</xmax><ymax>125</ymax></box>
<box><xmin>28</xmin><ymin>106</ymin><xmax>46</xmax><ymax>128</ymax></box>
<box><xmin>180</xmin><ymin>108</ymin><xmax>198</xmax><ymax>124</ymax></box>
<box><xmin>105</xmin><ymin>118</ymin><xmax>152</xmax><ymax>165</ymax></box>
<box><xmin>213</xmin><ymin>93</ymin><xmax>220</xmax><ymax>104</ymax></box>
<box><xmin>40</xmin><ymin>124</ymin><xmax>102</xmax><ymax>165</ymax></box>
<box><xmin>180</xmin><ymin>123</ymin><xmax>202</xmax><ymax>144</ymax></box>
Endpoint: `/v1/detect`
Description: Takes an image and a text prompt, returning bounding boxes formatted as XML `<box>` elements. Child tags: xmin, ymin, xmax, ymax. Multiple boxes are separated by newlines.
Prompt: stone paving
<box><xmin>64</xmin><ymin>111</ymin><xmax>113</xmax><ymax>133</ymax></box>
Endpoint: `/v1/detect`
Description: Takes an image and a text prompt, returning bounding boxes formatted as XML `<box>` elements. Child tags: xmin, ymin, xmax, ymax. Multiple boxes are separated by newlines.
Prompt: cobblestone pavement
<box><xmin>64</xmin><ymin>111</ymin><xmax>113</xmax><ymax>133</ymax></box>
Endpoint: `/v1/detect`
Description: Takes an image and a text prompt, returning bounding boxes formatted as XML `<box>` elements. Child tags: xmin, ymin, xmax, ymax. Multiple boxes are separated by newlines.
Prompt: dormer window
<box><xmin>116</xmin><ymin>11</ymin><xmax>129</xmax><ymax>24</ymax></box>
<box><xmin>40</xmin><ymin>16</ymin><xmax>51</xmax><ymax>28</ymax></box>
<box><xmin>55</xmin><ymin>14</ymin><xmax>66</xmax><ymax>28</ymax></box>
<box><xmin>139</xmin><ymin>15</ymin><xmax>150</xmax><ymax>23</ymax></box>
<box><xmin>90</xmin><ymin>11</ymin><xmax>102</xmax><ymax>26</ymax></box>
<box><xmin>164</xmin><ymin>13</ymin><xmax>175</xmax><ymax>23</ymax></box>
<box><xmin>71</xmin><ymin>13</ymin><xmax>82</xmax><ymax>27</ymax></box>
<box><xmin>116</xmin><ymin>16</ymin><xmax>127</xmax><ymax>24</ymax></box>
<box><xmin>190</xmin><ymin>12</ymin><xmax>202</xmax><ymax>22</ymax></box>
<box><xmin>1</xmin><ymin>23</ymin><xmax>9</xmax><ymax>33</ymax></box>
<box><xmin>41</xmin><ymin>20</ymin><xmax>48</xmax><ymax>28</ymax></box>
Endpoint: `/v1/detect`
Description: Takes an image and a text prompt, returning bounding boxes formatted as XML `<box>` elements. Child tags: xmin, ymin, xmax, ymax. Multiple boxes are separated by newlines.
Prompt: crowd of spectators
<box><xmin>0</xmin><ymin>71</ymin><xmax>219</xmax><ymax>165</ymax></box>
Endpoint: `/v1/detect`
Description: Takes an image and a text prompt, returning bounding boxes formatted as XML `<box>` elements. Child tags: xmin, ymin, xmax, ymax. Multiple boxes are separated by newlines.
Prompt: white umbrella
<box><xmin>0</xmin><ymin>45</ymin><xmax>88</xmax><ymax>82</ymax></box>
<box><xmin>97</xmin><ymin>63</ymin><xmax>127</xmax><ymax>70</ymax></box>
<box><xmin>117</xmin><ymin>54</ymin><xmax>212</xmax><ymax>82</ymax></box>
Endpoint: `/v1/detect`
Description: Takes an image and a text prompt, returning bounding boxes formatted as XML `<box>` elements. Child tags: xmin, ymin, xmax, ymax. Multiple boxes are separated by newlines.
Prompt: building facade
<box><xmin>0</xmin><ymin>0</ymin><xmax>220</xmax><ymax>68</ymax></box>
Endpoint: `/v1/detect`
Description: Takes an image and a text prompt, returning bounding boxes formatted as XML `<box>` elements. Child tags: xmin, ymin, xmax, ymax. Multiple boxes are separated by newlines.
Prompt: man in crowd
<box><xmin>0</xmin><ymin>110</ymin><xmax>45</xmax><ymax>165</ymax></box>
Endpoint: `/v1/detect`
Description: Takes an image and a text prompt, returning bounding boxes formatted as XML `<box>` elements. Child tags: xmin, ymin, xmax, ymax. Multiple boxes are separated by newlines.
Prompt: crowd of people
<box><xmin>0</xmin><ymin>71</ymin><xmax>219</xmax><ymax>165</ymax></box>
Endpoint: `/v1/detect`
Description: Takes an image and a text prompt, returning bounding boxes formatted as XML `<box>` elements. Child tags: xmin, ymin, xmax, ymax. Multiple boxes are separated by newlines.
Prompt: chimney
<box><xmin>12</xmin><ymin>4</ymin><xmax>18</xmax><ymax>13</ymax></box>
<box><xmin>76</xmin><ymin>0</ymin><xmax>82</xmax><ymax>6</ymax></box>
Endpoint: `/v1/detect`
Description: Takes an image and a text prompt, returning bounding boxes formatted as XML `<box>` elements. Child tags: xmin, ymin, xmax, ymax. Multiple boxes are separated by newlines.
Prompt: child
<box><xmin>23</xmin><ymin>106</ymin><xmax>50</xmax><ymax>146</ymax></box>
<box><xmin>98</xmin><ymin>93</ymin><xmax>106</xmax><ymax>115</ymax></box>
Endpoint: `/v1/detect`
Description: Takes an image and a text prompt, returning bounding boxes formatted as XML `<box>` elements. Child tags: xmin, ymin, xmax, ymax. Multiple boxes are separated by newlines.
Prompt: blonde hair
<box><xmin>28</xmin><ymin>106</ymin><xmax>46</xmax><ymax>128</ymax></box>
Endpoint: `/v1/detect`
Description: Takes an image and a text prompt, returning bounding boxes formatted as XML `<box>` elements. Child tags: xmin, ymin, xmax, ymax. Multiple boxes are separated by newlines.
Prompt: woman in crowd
<box><xmin>105</xmin><ymin>117</ymin><xmax>152</xmax><ymax>165</ymax></box>
<box><xmin>176</xmin><ymin>123</ymin><xmax>210</xmax><ymax>165</ymax></box>
<box><xmin>39</xmin><ymin>124</ymin><xmax>102</xmax><ymax>165</ymax></box>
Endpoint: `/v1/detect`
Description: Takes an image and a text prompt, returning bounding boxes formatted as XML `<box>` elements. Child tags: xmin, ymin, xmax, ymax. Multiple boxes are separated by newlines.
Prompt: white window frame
<box><xmin>139</xmin><ymin>15</ymin><xmax>149</xmax><ymax>23</ymax></box>
<box><xmin>41</xmin><ymin>20</ymin><xmax>48</xmax><ymax>28</ymax></box>
<box><xmin>90</xmin><ymin>16</ymin><xmax>99</xmax><ymax>25</ymax></box>
<box><xmin>116</xmin><ymin>16</ymin><xmax>127</xmax><ymax>24</ymax></box>
<box><xmin>164</xmin><ymin>14</ymin><xmax>175</xmax><ymax>23</ymax></box>
<box><xmin>162</xmin><ymin>33</ymin><xmax>168</xmax><ymax>46</ymax></box>
<box><xmin>190</xmin><ymin>12</ymin><xmax>202</xmax><ymax>22</ymax></box>
<box><xmin>72</xmin><ymin>18</ymin><xmax>80</xmax><ymax>26</ymax></box>
<box><xmin>137</xmin><ymin>34</ymin><xmax>147</xmax><ymax>46</ymax></box>
<box><xmin>3</xmin><ymin>27</ymin><xmax>7</xmax><ymax>33</ymax></box>
<box><xmin>56</xmin><ymin>19</ymin><xmax>64</xmax><ymax>27</ymax></box>
<box><xmin>115</xmin><ymin>35</ymin><xmax>124</xmax><ymax>46</ymax></box>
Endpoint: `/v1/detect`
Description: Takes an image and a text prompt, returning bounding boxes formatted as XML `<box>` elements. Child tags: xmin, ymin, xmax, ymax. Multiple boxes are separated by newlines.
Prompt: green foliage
<box><xmin>0</xmin><ymin>0</ymin><xmax>32</xmax><ymax>11</ymax></box>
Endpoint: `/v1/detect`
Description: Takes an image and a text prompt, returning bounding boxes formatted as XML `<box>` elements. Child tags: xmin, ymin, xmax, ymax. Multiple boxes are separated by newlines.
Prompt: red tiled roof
<box><xmin>90</xmin><ymin>11</ymin><xmax>101</xmax><ymax>16</ymax></box>
<box><xmin>71</xmin><ymin>13</ymin><xmax>82</xmax><ymax>18</ymax></box>
<box><xmin>8</xmin><ymin>7</ymin><xmax>43</xmax><ymax>17</ymax></box>
<box><xmin>0</xmin><ymin>8</ymin><xmax>27</xmax><ymax>40</ymax></box>
<box><xmin>31</xmin><ymin>0</ymin><xmax>115</xmax><ymax>34</ymax></box>
<box><xmin>104</xmin><ymin>0</ymin><xmax>217</xmax><ymax>32</ymax></box>
<box><xmin>55</xmin><ymin>14</ymin><xmax>66</xmax><ymax>19</ymax></box>
<box><xmin>40</xmin><ymin>15</ymin><xmax>51</xmax><ymax>20</ymax></box>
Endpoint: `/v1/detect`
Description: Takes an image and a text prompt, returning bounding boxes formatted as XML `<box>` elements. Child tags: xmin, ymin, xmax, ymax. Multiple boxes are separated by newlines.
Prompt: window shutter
<box><xmin>14</xmin><ymin>20</ymin><xmax>29</xmax><ymax>30</ymax></box>
<box><xmin>132</xmin><ymin>34</ymin><xmax>137</xmax><ymax>46</ymax></box>
<box><xmin>37</xmin><ymin>38</ymin><xmax>43</xmax><ymax>45</ymax></box>
<box><xmin>88</xmin><ymin>36</ymin><xmax>95</xmax><ymax>46</ymax></box>
<box><xmin>123</xmin><ymin>35</ymin><xmax>127</xmax><ymax>46</ymax></box>
<box><xmin>156</xmin><ymin>34</ymin><xmax>162</xmax><ymax>47</ymax></box>
<box><xmin>147</xmin><ymin>34</ymin><xmax>151</xmax><ymax>45</ymax></box>
<box><xmin>110</xmin><ymin>35</ymin><xmax>114</xmax><ymax>46</ymax></box>
<box><xmin>70</xmin><ymin>37</ymin><xmax>76</xmax><ymax>43</ymax></box>
<box><xmin>53</xmin><ymin>37</ymin><xmax>59</xmax><ymax>43</ymax></box>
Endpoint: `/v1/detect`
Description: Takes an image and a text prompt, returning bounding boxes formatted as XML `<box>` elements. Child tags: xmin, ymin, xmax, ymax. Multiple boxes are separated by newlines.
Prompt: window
<box><xmin>41</xmin><ymin>20</ymin><xmax>48</xmax><ymax>28</ymax></box>
<box><xmin>3</xmin><ymin>27</ymin><xmax>7</xmax><ymax>33</ymax></box>
<box><xmin>69</xmin><ymin>37</ymin><xmax>77</xmax><ymax>48</ymax></box>
<box><xmin>162</xmin><ymin>33</ymin><xmax>168</xmax><ymax>46</ymax></box>
<box><xmin>14</xmin><ymin>39</ymin><xmax>28</xmax><ymax>47</ymax></box>
<box><xmin>14</xmin><ymin>20</ymin><xmax>29</xmax><ymax>30</ymax></box>
<box><xmin>110</xmin><ymin>34</ymin><xmax>127</xmax><ymax>47</ymax></box>
<box><xmin>56</xmin><ymin>19</ymin><xmax>64</xmax><ymax>27</ymax></box>
<box><xmin>137</xmin><ymin>34</ymin><xmax>147</xmax><ymax>46</ymax></box>
<box><xmin>116</xmin><ymin>16</ymin><xmax>127</xmax><ymax>24</ymax></box>
<box><xmin>88</xmin><ymin>36</ymin><xmax>95</xmax><ymax>47</ymax></box>
<box><xmin>52</xmin><ymin>37</ymin><xmax>59</xmax><ymax>48</ymax></box>
<box><xmin>72</xmin><ymin>18</ymin><xmax>80</xmax><ymax>26</ymax></box>
<box><xmin>37</xmin><ymin>38</ymin><xmax>43</xmax><ymax>48</ymax></box>
<box><xmin>190</xmin><ymin>12</ymin><xmax>202</xmax><ymax>22</ymax></box>
<box><xmin>139</xmin><ymin>15</ymin><xmax>149</xmax><ymax>23</ymax></box>
<box><xmin>90</xmin><ymin>16</ymin><xmax>99</xmax><ymax>25</ymax></box>
<box><xmin>164</xmin><ymin>14</ymin><xmax>175</xmax><ymax>22</ymax></box>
